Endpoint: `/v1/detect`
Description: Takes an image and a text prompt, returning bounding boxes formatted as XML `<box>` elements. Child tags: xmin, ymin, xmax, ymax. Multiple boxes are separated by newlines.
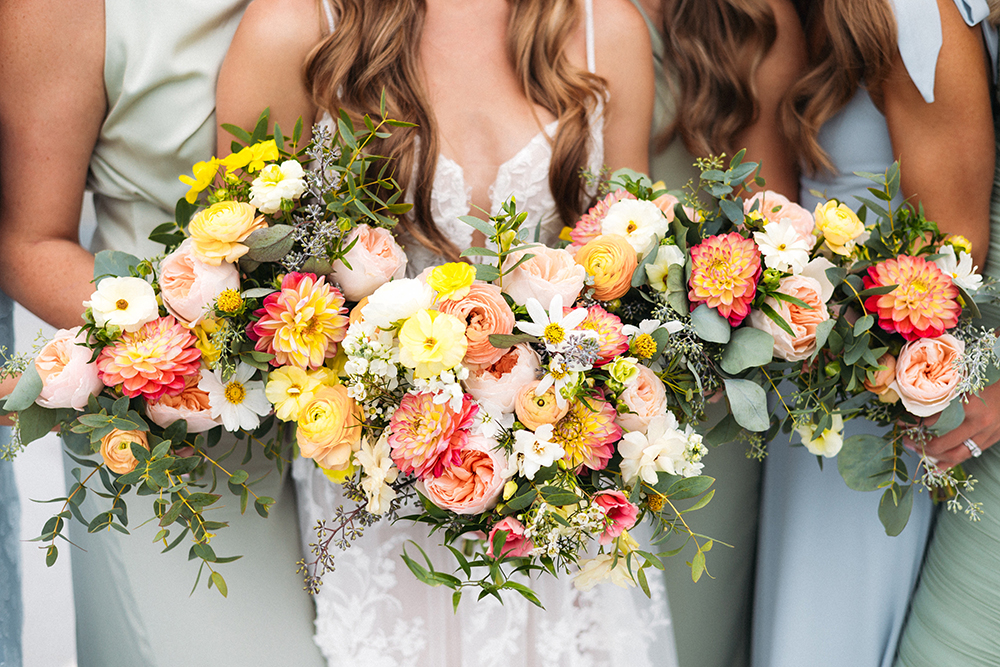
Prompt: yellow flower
<box><xmin>397</xmin><ymin>309</ymin><xmax>468</xmax><ymax>378</ymax></box>
<box><xmin>219</xmin><ymin>140</ymin><xmax>279</xmax><ymax>174</ymax></box>
<box><xmin>296</xmin><ymin>385</ymin><xmax>362</xmax><ymax>470</ymax></box>
<box><xmin>427</xmin><ymin>262</ymin><xmax>477</xmax><ymax>301</ymax></box>
<box><xmin>188</xmin><ymin>201</ymin><xmax>266</xmax><ymax>265</ymax></box>
<box><xmin>216</xmin><ymin>289</ymin><xmax>243</xmax><ymax>313</ymax></box>
<box><xmin>193</xmin><ymin>317</ymin><xmax>225</xmax><ymax>369</ymax></box>
<box><xmin>814</xmin><ymin>200</ymin><xmax>865</xmax><ymax>256</ymax></box>
<box><xmin>266</xmin><ymin>366</ymin><xmax>324</xmax><ymax>421</ymax></box>
<box><xmin>100</xmin><ymin>429</ymin><xmax>149</xmax><ymax>475</ymax></box>
<box><xmin>320</xmin><ymin>461</ymin><xmax>355</xmax><ymax>483</ymax></box>
<box><xmin>945</xmin><ymin>234</ymin><xmax>972</xmax><ymax>255</ymax></box>
<box><xmin>179</xmin><ymin>159</ymin><xmax>221</xmax><ymax>204</ymax></box>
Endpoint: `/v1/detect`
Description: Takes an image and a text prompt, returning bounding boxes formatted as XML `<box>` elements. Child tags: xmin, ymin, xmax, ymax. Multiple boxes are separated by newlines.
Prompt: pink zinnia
<box><xmin>97</xmin><ymin>316</ymin><xmax>202</xmax><ymax>402</ymax></box>
<box><xmin>593</xmin><ymin>490</ymin><xmax>640</xmax><ymax>545</ymax></box>
<box><xmin>688</xmin><ymin>232</ymin><xmax>762</xmax><ymax>326</ymax></box>
<box><xmin>863</xmin><ymin>255</ymin><xmax>961</xmax><ymax>340</ymax></box>
<box><xmin>577</xmin><ymin>305</ymin><xmax>629</xmax><ymax>365</ymax></box>
<box><xmin>248</xmin><ymin>272</ymin><xmax>349</xmax><ymax>370</ymax></box>
<box><xmin>569</xmin><ymin>189</ymin><xmax>636</xmax><ymax>251</ymax></box>
<box><xmin>388</xmin><ymin>392</ymin><xmax>479</xmax><ymax>479</ymax></box>
<box><xmin>553</xmin><ymin>394</ymin><xmax>622</xmax><ymax>471</ymax></box>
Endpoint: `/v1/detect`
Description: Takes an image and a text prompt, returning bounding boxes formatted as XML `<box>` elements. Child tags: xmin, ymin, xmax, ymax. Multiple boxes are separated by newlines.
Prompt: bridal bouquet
<box><xmin>0</xmin><ymin>107</ymin><xmax>412</xmax><ymax>594</ymax></box>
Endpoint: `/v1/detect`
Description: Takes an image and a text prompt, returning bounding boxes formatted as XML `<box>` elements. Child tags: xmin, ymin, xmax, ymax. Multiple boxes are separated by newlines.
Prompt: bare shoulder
<box><xmin>591</xmin><ymin>0</ymin><xmax>650</xmax><ymax>46</ymax></box>
<box><xmin>236</xmin><ymin>0</ymin><xmax>324</xmax><ymax>50</ymax></box>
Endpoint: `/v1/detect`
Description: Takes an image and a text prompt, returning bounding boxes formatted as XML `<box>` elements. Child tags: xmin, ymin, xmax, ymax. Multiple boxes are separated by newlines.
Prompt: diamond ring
<box><xmin>963</xmin><ymin>438</ymin><xmax>983</xmax><ymax>458</ymax></box>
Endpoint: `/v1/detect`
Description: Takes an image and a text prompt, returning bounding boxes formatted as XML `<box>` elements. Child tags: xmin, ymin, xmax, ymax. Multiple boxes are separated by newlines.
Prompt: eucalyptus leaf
<box><xmin>244</xmin><ymin>226</ymin><xmax>295</xmax><ymax>262</ymax></box>
<box><xmin>94</xmin><ymin>250</ymin><xmax>141</xmax><ymax>281</ymax></box>
<box><xmin>300</xmin><ymin>257</ymin><xmax>334</xmax><ymax>275</ymax></box>
<box><xmin>878</xmin><ymin>484</ymin><xmax>913</xmax><ymax>536</ymax></box>
<box><xmin>722</xmin><ymin>378</ymin><xmax>769</xmax><ymax>432</ymax></box>
<box><xmin>929</xmin><ymin>400</ymin><xmax>964</xmax><ymax>437</ymax></box>
<box><xmin>241</xmin><ymin>287</ymin><xmax>274</xmax><ymax>299</ymax></box>
<box><xmin>691</xmin><ymin>304</ymin><xmax>731</xmax><ymax>344</ymax></box>
<box><xmin>703</xmin><ymin>413</ymin><xmax>744</xmax><ymax>447</ymax></box>
<box><xmin>3</xmin><ymin>363</ymin><xmax>43</xmax><ymax>412</ymax></box>
<box><xmin>17</xmin><ymin>403</ymin><xmax>59</xmax><ymax>447</ymax></box>
<box><xmin>720</xmin><ymin>328</ymin><xmax>774</xmax><ymax>374</ymax></box>
<box><xmin>837</xmin><ymin>434</ymin><xmax>894</xmax><ymax>492</ymax></box>
<box><xmin>488</xmin><ymin>333</ymin><xmax>537</xmax><ymax>348</ymax></box>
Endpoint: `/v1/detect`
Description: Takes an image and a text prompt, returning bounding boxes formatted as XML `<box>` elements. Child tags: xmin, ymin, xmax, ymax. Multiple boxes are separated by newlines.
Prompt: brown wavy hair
<box><xmin>658</xmin><ymin>0</ymin><xmax>778</xmax><ymax>156</ymax></box>
<box><xmin>305</xmin><ymin>0</ymin><xmax>605</xmax><ymax>260</ymax></box>
<box><xmin>781</xmin><ymin>0</ymin><xmax>897</xmax><ymax>173</ymax></box>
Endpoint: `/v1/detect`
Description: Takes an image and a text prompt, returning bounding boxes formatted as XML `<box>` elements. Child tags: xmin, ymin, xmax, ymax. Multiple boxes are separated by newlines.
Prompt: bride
<box><xmin>217</xmin><ymin>0</ymin><xmax>677</xmax><ymax>664</ymax></box>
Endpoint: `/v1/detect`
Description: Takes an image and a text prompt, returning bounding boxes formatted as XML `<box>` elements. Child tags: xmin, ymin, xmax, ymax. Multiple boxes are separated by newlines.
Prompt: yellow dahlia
<box><xmin>249</xmin><ymin>272</ymin><xmax>349</xmax><ymax>370</ymax></box>
<box><xmin>552</xmin><ymin>395</ymin><xmax>622</xmax><ymax>471</ymax></box>
<box><xmin>97</xmin><ymin>316</ymin><xmax>202</xmax><ymax>401</ymax></box>
<box><xmin>687</xmin><ymin>232</ymin><xmax>761</xmax><ymax>326</ymax></box>
<box><xmin>863</xmin><ymin>255</ymin><xmax>960</xmax><ymax>340</ymax></box>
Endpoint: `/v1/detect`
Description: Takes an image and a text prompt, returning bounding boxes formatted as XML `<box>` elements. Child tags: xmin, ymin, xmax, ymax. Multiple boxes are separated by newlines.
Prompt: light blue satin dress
<box><xmin>752</xmin><ymin>2</ymin><xmax>996</xmax><ymax>666</ymax></box>
<box><xmin>0</xmin><ymin>289</ymin><xmax>21</xmax><ymax>667</ymax></box>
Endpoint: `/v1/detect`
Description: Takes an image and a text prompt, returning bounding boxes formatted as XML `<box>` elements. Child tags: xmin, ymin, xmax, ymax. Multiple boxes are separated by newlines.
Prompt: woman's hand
<box><xmin>912</xmin><ymin>381</ymin><xmax>1000</xmax><ymax>469</ymax></box>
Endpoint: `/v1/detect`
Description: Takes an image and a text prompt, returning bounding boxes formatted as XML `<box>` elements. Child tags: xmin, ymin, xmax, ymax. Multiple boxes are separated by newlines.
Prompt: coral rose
<box><xmin>863</xmin><ymin>354</ymin><xmax>900</xmax><ymax>403</ymax></box>
<box><xmin>748</xmin><ymin>275</ymin><xmax>830</xmax><ymax>362</ymax></box>
<box><xmin>894</xmin><ymin>334</ymin><xmax>965</xmax><ymax>417</ymax></box>
<box><xmin>100</xmin><ymin>429</ymin><xmax>149</xmax><ymax>475</ymax></box>
<box><xmin>435</xmin><ymin>282</ymin><xmax>515</xmax><ymax>367</ymax></box>
<box><xmin>419</xmin><ymin>433</ymin><xmax>509</xmax><ymax>515</ymax></box>
<box><xmin>575</xmin><ymin>234</ymin><xmax>637</xmax><ymax>301</ymax></box>
<box><xmin>145</xmin><ymin>372</ymin><xmax>222</xmax><ymax>433</ymax></box>
<box><xmin>329</xmin><ymin>224</ymin><xmax>408</xmax><ymax>302</ymax></box>
<box><xmin>487</xmin><ymin>516</ymin><xmax>533</xmax><ymax>558</ymax></box>
<box><xmin>159</xmin><ymin>238</ymin><xmax>241</xmax><ymax>327</ymax></box>
<box><xmin>296</xmin><ymin>385</ymin><xmax>363</xmax><ymax>470</ymax></box>
<box><xmin>463</xmin><ymin>344</ymin><xmax>541</xmax><ymax>414</ymax></box>
<box><xmin>616</xmin><ymin>365</ymin><xmax>669</xmax><ymax>433</ymax></box>
<box><xmin>502</xmin><ymin>246</ymin><xmax>586</xmax><ymax>308</ymax></box>
<box><xmin>34</xmin><ymin>327</ymin><xmax>103</xmax><ymax>411</ymax></box>
<box><xmin>593</xmin><ymin>490</ymin><xmax>640</xmax><ymax>545</ymax></box>
<box><xmin>188</xmin><ymin>201</ymin><xmax>266</xmax><ymax>265</ymax></box>
<box><xmin>515</xmin><ymin>380</ymin><xmax>570</xmax><ymax>430</ymax></box>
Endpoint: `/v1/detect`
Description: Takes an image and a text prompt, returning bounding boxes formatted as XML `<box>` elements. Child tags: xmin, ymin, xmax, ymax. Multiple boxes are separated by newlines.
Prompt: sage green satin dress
<box><xmin>633</xmin><ymin>4</ymin><xmax>763</xmax><ymax>667</ymax></box>
<box><xmin>67</xmin><ymin>3</ymin><xmax>324</xmax><ymax>665</ymax></box>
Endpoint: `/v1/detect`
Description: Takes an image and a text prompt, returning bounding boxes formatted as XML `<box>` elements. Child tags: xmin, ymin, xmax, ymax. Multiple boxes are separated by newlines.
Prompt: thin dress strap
<box><xmin>585</xmin><ymin>0</ymin><xmax>596</xmax><ymax>73</ymax></box>
<box><xmin>320</xmin><ymin>0</ymin><xmax>335</xmax><ymax>35</ymax></box>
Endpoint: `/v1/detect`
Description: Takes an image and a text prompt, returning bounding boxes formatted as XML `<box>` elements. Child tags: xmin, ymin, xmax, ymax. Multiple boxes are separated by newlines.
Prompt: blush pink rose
<box><xmin>487</xmin><ymin>516</ymin><xmax>533</xmax><ymax>558</ymax></box>
<box><xmin>419</xmin><ymin>433</ymin><xmax>509</xmax><ymax>515</ymax></box>
<box><xmin>330</xmin><ymin>224</ymin><xmax>408</xmax><ymax>302</ymax></box>
<box><xmin>593</xmin><ymin>490</ymin><xmax>640</xmax><ymax>545</ymax></box>
<box><xmin>463</xmin><ymin>344</ymin><xmax>541</xmax><ymax>413</ymax></box>
<box><xmin>616</xmin><ymin>364</ymin><xmax>669</xmax><ymax>433</ymax></box>
<box><xmin>894</xmin><ymin>334</ymin><xmax>965</xmax><ymax>417</ymax></box>
<box><xmin>159</xmin><ymin>238</ymin><xmax>240</xmax><ymax>327</ymax></box>
<box><xmin>436</xmin><ymin>282</ymin><xmax>515</xmax><ymax>367</ymax></box>
<box><xmin>503</xmin><ymin>246</ymin><xmax>586</xmax><ymax>307</ymax></box>
<box><xmin>34</xmin><ymin>327</ymin><xmax>103</xmax><ymax>410</ymax></box>
<box><xmin>748</xmin><ymin>275</ymin><xmax>830</xmax><ymax>362</ymax></box>
<box><xmin>145</xmin><ymin>372</ymin><xmax>223</xmax><ymax>433</ymax></box>
<box><xmin>746</xmin><ymin>191</ymin><xmax>816</xmax><ymax>249</ymax></box>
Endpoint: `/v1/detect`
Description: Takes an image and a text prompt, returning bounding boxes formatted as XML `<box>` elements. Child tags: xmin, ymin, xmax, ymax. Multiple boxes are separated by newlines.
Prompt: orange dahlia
<box><xmin>249</xmin><ymin>272</ymin><xmax>349</xmax><ymax>370</ymax></box>
<box><xmin>388</xmin><ymin>392</ymin><xmax>479</xmax><ymax>479</ymax></box>
<box><xmin>688</xmin><ymin>232</ymin><xmax>762</xmax><ymax>326</ymax></box>
<box><xmin>863</xmin><ymin>255</ymin><xmax>960</xmax><ymax>340</ymax></box>
<box><xmin>552</xmin><ymin>394</ymin><xmax>622</xmax><ymax>471</ymax></box>
<box><xmin>97</xmin><ymin>316</ymin><xmax>202</xmax><ymax>401</ymax></box>
<box><xmin>577</xmin><ymin>305</ymin><xmax>629</xmax><ymax>365</ymax></box>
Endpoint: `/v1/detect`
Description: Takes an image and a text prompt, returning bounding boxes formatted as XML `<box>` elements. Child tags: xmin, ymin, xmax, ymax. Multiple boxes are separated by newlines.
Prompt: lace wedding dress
<box><xmin>292</xmin><ymin>3</ymin><xmax>678</xmax><ymax>665</ymax></box>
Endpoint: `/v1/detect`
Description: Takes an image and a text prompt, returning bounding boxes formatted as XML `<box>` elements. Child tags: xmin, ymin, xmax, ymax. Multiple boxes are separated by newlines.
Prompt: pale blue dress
<box><xmin>0</xmin><ymin>289</ymin><xmax>21</xmax><ymax>667</ymax></box>
<box><xmin>752</xmin><ymin>3</ymin><xmax>996</xmax><ymax>666</ymax></box>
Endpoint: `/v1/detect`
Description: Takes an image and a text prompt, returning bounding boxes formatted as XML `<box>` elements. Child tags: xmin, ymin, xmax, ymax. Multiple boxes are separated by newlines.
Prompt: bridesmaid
<box><xmin>0</xmin><ymin>288</ymin><xmax>20</xmax><ymax>667</ymax></box>
<box><xmin>0</xmin><ymin>2</ymin><xmax>324</xmax><ymax>665</ymax></box>
<box><xmin>753</xmin><ymin>2</ymin><xmax>995</xmax><ymax>666</ymax></box>
<box><xmin>632</xmin><ymin>2</ymin><xmax>804</xmax><ymax>665</ymax></box>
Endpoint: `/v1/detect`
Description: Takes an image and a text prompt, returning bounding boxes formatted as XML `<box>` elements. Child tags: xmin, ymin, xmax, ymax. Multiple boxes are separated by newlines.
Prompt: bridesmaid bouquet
<box><xmin>0</xmin><ymin>107</ymin><xmax>413</xmax><ymax>595</ymax></box>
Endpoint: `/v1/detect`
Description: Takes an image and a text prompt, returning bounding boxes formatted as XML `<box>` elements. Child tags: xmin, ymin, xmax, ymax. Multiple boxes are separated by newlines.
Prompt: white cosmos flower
<box><xmin>199</xmin><ymin>362</ymin><xmax>271</xmax><ymax>432</ymax></box>
<box><xmin>752</xmin><ymin>220</ymin><xmax>811</xmax><ymax>274</ymax></box>
<box><xmin>248</xmin><ymin>160</ymin><xmax>307</xmax><ymax>214</ymax></box>
<box><xmin>600</xmin><ymin>199</ymin><xmax>670</xmax><ymax>257</ymax></box>
<box><xmin>510</xmin><ymin>424</ymin><xmax>565</xmax><ymax>480</ymax></box>
<box><xmin>622</xmin><ymin>318</ymin><xmax>683</xmax><ymax>338</ymax></box>
<box><xmin>933</xmin><ymin>245</ymin><xmax>982</xmax><ymax>292</ymax></box>
<box><xmin>361</xmin><ymin>278</ymin><xmax>436</xmax><ymax>329</ymax></box>
<box><xmin>85</xmin><ymin>276</ymin><xmax>160</xmax><ymax>333</ymax></box>
<box><xmin>535</xmin><ymin>355</ymin><xmax>580</xmax><ymax>409</ymax></box>
<box><xmin>516</xmin><ymin>294</ymin><xmax>588</xmax><ymax>353</ymax></box>
<box><xmin>618</xmin><ymin>413</ymin><xmax>706</xmax><ymax>485</ymax></box>
<box><xmin>356</xmin><ymin>433</ymin><xmax>399</xmax><ymax>515</ymax></box>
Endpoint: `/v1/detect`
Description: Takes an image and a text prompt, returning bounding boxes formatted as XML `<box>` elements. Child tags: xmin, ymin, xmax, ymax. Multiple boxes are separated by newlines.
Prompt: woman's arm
<box><xmin>0</xmin><ymin>0</ymin><xmax>107</xmax><ymax>330</ymax></box>
<box><xmin>216</xmin><ymin>0</ymin><xmax>324</xmax><ymax>155</ymax></box>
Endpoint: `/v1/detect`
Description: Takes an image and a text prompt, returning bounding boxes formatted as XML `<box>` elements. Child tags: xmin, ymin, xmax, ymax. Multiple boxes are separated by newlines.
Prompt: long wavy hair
<box><xmin>780</xmin><ymin>0</ymin><xmax>897</xmax><ymax>173</ymax></box>
<box><xmin>305</xmin><ymin>0</ymin><xmax>605</xmax><ymax>260</ymax></box>
<box><xmin>658</xmin><ymin>0</ymin><xmax>778</xmax><ymax>156</ymax></box>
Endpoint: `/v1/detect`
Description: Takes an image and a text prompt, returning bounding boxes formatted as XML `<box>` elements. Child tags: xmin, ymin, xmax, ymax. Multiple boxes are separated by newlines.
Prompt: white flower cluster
<box><xmin>412</xmin><ymin>366</ymin><xmax>470</xmax><ymax>412</ymax></box>
<box><xmin>522</xmin><ymin>503</ymin><xmax>587</xmax><ymax>558</ymax></box>
<box><xmin>619</xmin><ymin>413</ymin><xmax>707</xmax><ymax>486</ymax></box>
<box><xmin>249</xmin><ymin>160</ymin><xmax>306</xmax><ymax>214</ymax></box>
<box><xmin>342</xmin><ymin>320</ymin><xmax>401</xmax><ymax>403</ymax></box>
<box><xmin>355</xmin><ymin>434</ymin><xmax>399</xmax><ymax>515</ymax></box>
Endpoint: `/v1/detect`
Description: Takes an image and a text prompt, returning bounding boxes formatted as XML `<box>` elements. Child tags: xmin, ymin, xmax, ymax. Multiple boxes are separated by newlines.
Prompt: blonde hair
<box><xmin>305</xmin><ymin>0</ymin><xmax>605</xmax><ymax>260</ymax></box>
<box><xmin>658</xmin><ymin>0</ymin><xmax>778</xmax><ymax>156</ymax></box>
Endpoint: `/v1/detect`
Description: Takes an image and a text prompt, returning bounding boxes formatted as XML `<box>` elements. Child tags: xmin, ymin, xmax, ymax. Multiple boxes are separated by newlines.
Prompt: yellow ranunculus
<box><xmin>179</xmin><ymin>159</ymin><xmax>221</xmax><ymax>204</ymax></box>
<box><xmin>188</xmin><ymin>201</ymin><xmax>266</xmax><ymax>265</ymax></box>
<box><xmin>219</xmin><ymin>140</ymin><xmax>279</xmax><ymax>174</ymax></box>
<box><xmin>427</xmin><ymin>262</ymin><xmax>477</xmax><ymax>302</ymax></box>
<box><xmin>296</xmin><ymin>385</ymin><xmax>362</xmax><ymax>470</ymax></box>
<box><xmin>320</xmin><ymin>461</ymin><xmax>355</xmax><ymax>483</ymax></box>
<box><xmin>397</xmin><ymin>309</ymin><xmax>468</xmax><ymax>378</ymax></box>
<box><xmin>193</xmin><ymin>317</ymin><xmax>225</xmax><ymax>368</ymax></box>
<box><xmin>814</xmin><ymin>200</ymin><xmax>865</xmax><ymax>256</ymax></box>
<box><xmin>945</xmin><ymin>234</ymin><xmax>972</xmax><ymax>255</ymax></box>
<box><xmin>100</xmin><ymin>429</ymin><xmax>149</xmax><ymax>475</ymax></box>
<box><xmin>266</xmin><ymin>366</ymin><xmax>323</xmax><ymax>422</ymax></box>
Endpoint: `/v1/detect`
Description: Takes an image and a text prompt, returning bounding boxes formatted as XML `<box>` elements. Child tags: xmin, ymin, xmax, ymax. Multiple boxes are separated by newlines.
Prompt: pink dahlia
<box><xmin>593</xmin><ymin>490</ymin><xmax>640</xmax><ymax>545</ymax></box>
<box><xmin>569</xmin><ymin>189</ymin><xmax>636</xmax><ymax>251</ymax></box>
<box><xmin>688</xmin><ymin>232</ymin><xmax>762</xmax><ymax>326</ymax></box>
<box><xmin>552</xmin><ymin>394</ymin><xmax>622</xmax><ymax>471</ymax></box>
<box><xmin>577</xmin><ymin>305</ymin><xmax>629</xmax><ymax>365</ymax></box>
<box><xmin>863</xmin><ymin>255</ymin><xmax>961</xmax><ymax>340</ymax></box>
<box><xmin>249</xmin><ymin>272</ymin><xmax>349</xmax><ymax>369</ymax></box>
<box><xmin>388</xmin><ymin>392</ymin><xmax>479</xmax><ymax>479</ymax></box>
<box><xmin>97</xmin><ymin>316</ymin><xmax>202</xmax><ymax>402</ymax></box>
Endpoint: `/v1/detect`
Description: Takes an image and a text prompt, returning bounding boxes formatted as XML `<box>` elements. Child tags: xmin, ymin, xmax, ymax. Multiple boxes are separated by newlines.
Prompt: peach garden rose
<box><xmin>34</xmin><ymin>327</ymin><xmax>103</xmax><ymax>411</ymax></box>
<box><xmin>463</xmin><ymin>344</ymin><xmax>541</xmax><ymax>414</ymax></box>
<box><xmin>329</xmin><ymin>224</ymin><xmax>408</xmax><ymax>301</ymax></box>
<box><xmin>615</xmin><ymin>365</ymin><xmax>669</xmax><ymax>433</ymax></box>
<box><xmin>419</xmin><ymin>432</ymin><xmax>509</xmax><ymax>515</ymax></box>
<box><xmin>435</xmin><ymin>282</ymin><xmax>515</xmax><ymax>367</ymax></box>
<box><xmin>748</xmin><ymin>275</ymin><xmax>830</xmax><ymax>362</ymax></box>
<box><xmin>502</xmin><ymin>246</ymin><xmax>586</xmax><ymax>308</ymax></box>
<box><xmin>894</xmin><ymin>334</ymin><xmax>965</xmax><ymax>417</ymax></box>
<box><xmin>159</xmin><ymin>238</ymin><xmax>240</xmax><ymax>327</ymax></box>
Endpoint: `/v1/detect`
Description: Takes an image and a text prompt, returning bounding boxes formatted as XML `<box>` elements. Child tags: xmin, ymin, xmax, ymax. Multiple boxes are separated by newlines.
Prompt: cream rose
<box><xmin>502</xmin><ymin>246</ymin><xmax>586</xmax><ymax>307</ymax></box>
<box><xmin>894</xmin><ymin>334</ymin><xmax>965</xmax><ymax>417</ymax></box>
<box><xmin>435</xmin><ymin>282</ymin><xmax>515</xmax><ymax>367</ymax></box>
<box><xmin>514</xmin><ymin>380</ymin><xmax>570</xmax><ymax>430</ymax></box>
<box><xmin>100</xmin><ymin>429</ymin><xmax>149</xmax><ymax>475</ymax></box>
<box><xmin>145</xmin><ymin>372</ymin><xmax>223</xmax><ymax>433</ymax></box>
<box><xmin>297</xmin><ymin>385</ymin><xmax>363</xmax><ymax>470</ymax></box>
<box><xmin>34</xmin><ymin>327</ymin><xmax>103</xmax><ymax>411</ymax></box>
<box><xmin>159</xmin><ymin>238</ymin><xmax>240</xmax><ymax>327</ymax></box>
<box><xmin>616</xmin><ymin>364</ymin><xmax>669</xmax><ymax>433</ymax></box>
<box><xmin>419</xmin><ymin>433</ymin><xmax>509</xmax><ymax>515</ymax></box>
<box><xmin>795</xmin><ymin>414</ymin><xmax>844</xmax><ymax>457</ymax></box>
<box><xmin>464</xmin><ymin>344</ymin><xmax>541</xmax><ymax>413</ymax></box>
<box><xmin>329</xmin><ymin>224</ymin><xmax>408</xmax><ymax>301</ymax></box>
<box><xmin>748</xmin><ymin>275</ymin><xmax>830</xmax><ymax>362</ymax></box>
<box><xmin>188</xmin><ymin>201</ymin><xmax>266</xmax><ymax>265</ymax></box>
<box><xmin>814</xmin><ymin>200</ymin><xmax>865</xmax><ymax>256</ymax></box>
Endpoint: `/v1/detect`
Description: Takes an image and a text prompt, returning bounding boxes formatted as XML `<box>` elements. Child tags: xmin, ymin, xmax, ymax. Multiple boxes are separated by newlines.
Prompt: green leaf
<box><xmin>18</xmin><ymin>403</ymin><xmax>59</xmax><ymax>447</ymax></box>
<box><xmin>929</xmin><ymin>400</ymin><xmax>964</xmax><ymax>437</ymax></box>
<box><xmin>683</xmin><ymin>488</ymin><xmax>716</xmax><ymax>513</ymax></box>
<box><xmin>853</xmin><ymin>314</ymin><xmax>874</xmax><ymax>336</ymax></box>
<box><xmin>487</xmin><ymin>333</ymin><xmax>537</xmax><ymax>348</ymax></box>
<box><xmin>505</xmin><ymin>488</ymin><xmax>537</xmax><ymax>512</ymax></box>
<box><xmin>458</xmin><ymin>215</ymin><xmax>497</xmax><ymax>239</ymax></box>
<box><xmin>93</xmin><ymin>250</ymin><xmax>141</xmax><ymax>280</ymax></box>
<box><xmin>837</xmin><ymin>434</ymin><xmax>894</xmax><ymax>492</ymax></box>
<box><xmin>244</xmin><ymin>225</ymin><xmax>295</xmax><ymax>262</ymax></box>
<box><xmin>241</xmin><ymin>287</ymin><xmax>275</xmax><ymax>299</ymax></box>
<box><xmin>229</xmin><ymin>469</ymin><xmax>250</xmax><ymax>485</ymax></box>
<box><xmin>209</xmin><ymin>571</ymin><xmax>228</xmax><ymax>598</ymax></box>
<box><xmin>878</xmin><ymin>484</ymin><xmax>913</xmax><ymax>536</ymax></box>
<box><xmin>3</xmin><ymin>362</ymin><xmax>43</xmax><ymax>412</ymax></box>
<box><xmin>175</xmin><ymin>198</ymin><xmax>199</xmax><ymax>227</ymax></box>
<box><xmin>759</xmin><ymin>302</ymin><xmax>795</xmax><ymax>338</ymax></box>
<box><xmin>661</xmin><ymin>475</ymin><xmax>714</xmax><ymax>500</ymax></box>
<box><xmin>856</xmin><ymin>284</ymin><xmax>897</xmax><ymax>299</ymax></box>
<box><xmin>459</xmin><ymin>247</ymin><xmax>499</xmax><ymax>258</ymax></box>
<box><xmin>722</xmin><ymin>378</ymin><xmax>769</xmax><ymax>432</ymax></box>
<box><xmin>720</xmin><ymin>327</ymin><xmax>773</xmax><ymax>374</ymax></box>
<box><xmin>46</xmin><ymin>544</ymin><xmax>59</xmax><ymax>567</ymax></box>
<box><xmin>690</xmin><ymin>549</ymin><xmax>706</xmax><ymax>583</ymax></box>
<box><xmin>474</xmin><ymin>264</ymin><xmax>501</xmax><ymax>282</ymax></box>
<box><xmin>539</xmin><ymin>486</ymin><xmax>580</xmax><ymax>506</ymax></box>
<box><xmin>703</xmin><ymin>413</ymin><xmax>743</xmax><ymax>447</ymax></box>
<box><xmin>691</xmin><ymin>304</ymin><xmax>731</xmax><ymax>344</ymax></box>
<box><xmin>812</xmin><ymin>319</ymin><xmax>835</xmax><ymax>359</ymax></box>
